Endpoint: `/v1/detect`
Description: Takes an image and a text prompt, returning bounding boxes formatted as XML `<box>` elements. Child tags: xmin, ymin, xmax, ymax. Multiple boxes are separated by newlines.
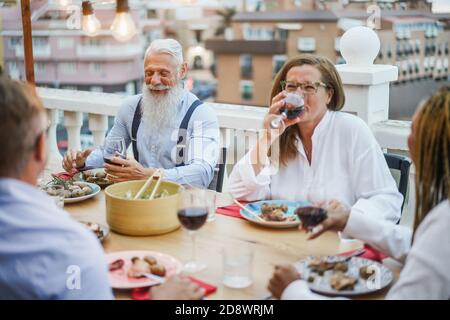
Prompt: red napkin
<box><xmin>52</xmin><ymin>171</ymin><xmax>78</xmax><ymax>181</ymax></box>
<box><xmin>216</xmin><ymin>202</ymin><xmax>250</xmax><ymax>219</ymax></box>
<box><xmin>131</xmin><ymin>276</ymin><xmax>217</xmax><ymax>300</ymax></box>
<box><xmin>339</xmin><ymin>244</ymin><xmax>387</xmax><ymax>263</ymax></box>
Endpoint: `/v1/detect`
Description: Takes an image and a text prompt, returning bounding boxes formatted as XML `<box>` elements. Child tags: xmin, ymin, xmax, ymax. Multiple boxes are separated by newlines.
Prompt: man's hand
<box><xmin>62</xmin><ymin>149</ymin><xmax>93</xmax><ymax>172</ymax></box>
<box><xmin>303</xmin><ymin>199</ymin><xmax>351</xmax><ymax>240</ymax></box>
<box><xmin>104</xmin><ymin>157</ymin><xmax>155</xmax><ymax>182</ymax></box>
<box><xmin>151</xmin><ymin>276</ymin><xmax>205</xmax><ymax>300</ymax></box>
<box><xmin>267</xmin><ymin>264</ymin><xmax>301</xmax><ymax>299</ymax></box>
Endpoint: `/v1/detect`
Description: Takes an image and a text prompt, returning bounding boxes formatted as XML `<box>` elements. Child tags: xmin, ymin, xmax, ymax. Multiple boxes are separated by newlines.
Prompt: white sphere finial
<box><xmin>340</xmin><ymin>26</ymin><xmax>380</xmax><ymax>66</ymax></box>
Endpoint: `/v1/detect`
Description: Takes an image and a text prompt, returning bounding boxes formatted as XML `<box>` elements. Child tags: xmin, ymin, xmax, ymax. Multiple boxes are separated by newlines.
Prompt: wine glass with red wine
<box><xmin>177</xmin><ymin>188</ymin><xmax>209</xmax><ymax>273</ymax></box>
<box><xmin>103</xmin><ymin>137</ymin><xmax>126</xmax><ymax>165</ymax></box>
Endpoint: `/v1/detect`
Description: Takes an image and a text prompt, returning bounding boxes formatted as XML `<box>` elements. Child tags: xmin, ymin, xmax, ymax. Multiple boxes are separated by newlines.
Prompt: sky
<box><xmin>432</xmin><ymin>0</ymin><xmax>450</xmax><ymax>13</ymax></box>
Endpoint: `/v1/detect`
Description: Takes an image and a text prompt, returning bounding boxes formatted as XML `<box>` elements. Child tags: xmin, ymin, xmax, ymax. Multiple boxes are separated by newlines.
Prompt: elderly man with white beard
<box><xmin>62</xmin><ymin>39</ymin><xmax>219</xmax><ymax>188</ymax></box>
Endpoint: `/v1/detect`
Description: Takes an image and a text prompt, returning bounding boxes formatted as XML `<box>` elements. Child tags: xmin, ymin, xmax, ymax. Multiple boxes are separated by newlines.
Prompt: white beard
<box><xmin>141</xmin><ymin>82</ymin><xmax>184</xmax><ymax>133</ymax></box>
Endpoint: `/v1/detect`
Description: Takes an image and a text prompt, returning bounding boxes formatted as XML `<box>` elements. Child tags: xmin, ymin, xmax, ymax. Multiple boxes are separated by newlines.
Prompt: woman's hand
<box><xmin>267</xmin><ymin>264</ymin><xmax>301</xmax><ymax>299</ymax></box>
<box><xmin>302</xmin><ymin>199</ymin><xmax>351</xmax><ymax>240</ymax></box>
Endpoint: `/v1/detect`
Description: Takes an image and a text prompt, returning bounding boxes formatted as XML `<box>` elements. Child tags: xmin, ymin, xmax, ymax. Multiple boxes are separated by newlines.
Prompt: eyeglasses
<box><xmin>280</xmin><ymin>81</ymin><xmax>328</xmax><ymax>95</ymax></box>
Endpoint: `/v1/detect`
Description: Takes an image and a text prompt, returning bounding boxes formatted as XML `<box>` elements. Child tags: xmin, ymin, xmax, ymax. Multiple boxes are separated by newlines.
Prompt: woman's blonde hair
<box><xmin>413</xmin><ymin>85</ymin><xmax>450</xmax><ymax>231</ymax></box>
<box><xmin>269</xmin><ymin>54</ymin><xmax>345</xmax><ymax>166</ymax></box>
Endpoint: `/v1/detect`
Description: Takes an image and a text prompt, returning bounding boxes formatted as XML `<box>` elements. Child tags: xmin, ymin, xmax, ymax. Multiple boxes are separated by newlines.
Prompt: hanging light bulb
<box><xmin>82</xmin><ymin>1</ymin><xmax>101</xmax><ymax>37</ymax></box>
<box><xmin>54</xmin><ymin>0</ymin><xmax>72</xmax><ymax>8</ymax></box>
<box><xmin>110</xmin><ymin>0</ymin><xmax>137</xmax><ymax>42</ymax></box>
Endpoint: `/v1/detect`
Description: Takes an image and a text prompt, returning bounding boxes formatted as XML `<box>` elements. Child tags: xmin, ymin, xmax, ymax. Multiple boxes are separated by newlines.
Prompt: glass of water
<box><xmin>222</xmin><ymin>244</ymin><xmax>254</xmax><ymax>289</ymax></box>
<box><xmin>205</xmin><ymin>190</ymin><xmax>217</xmax><ymax>222</ymax></box>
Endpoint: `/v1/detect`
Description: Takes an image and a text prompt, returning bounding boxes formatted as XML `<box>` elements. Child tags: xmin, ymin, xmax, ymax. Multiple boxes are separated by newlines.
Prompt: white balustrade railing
<box><xmin>36</xmin><ymin>86</ymin><xmax>414</xmax><ymax>226</ymax></box>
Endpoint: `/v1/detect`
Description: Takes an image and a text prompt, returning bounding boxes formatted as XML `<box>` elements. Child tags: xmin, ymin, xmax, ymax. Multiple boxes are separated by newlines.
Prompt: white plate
<box><xmin>106</xmin><ymin>250</ymin><xmax>182</xmax><ymax>289</ymax></box>
<box><xmin>78</xmin><ymin>220</ymin><xmax>110</xmax><ymax>242</ymax></box>
<box><xmin>64</xmin><ymin>182</ymin><xmax>101</xmax><ymax>204</ymax></box>
<box><xmin>240</xmin><ymin>200</ymin><xmax>310</xmax><ymax>229</ymax></box>
<box><xmin>294</xmin><ymin>256</ymin><xmax>394</xmax><ymax>296</ymax></box>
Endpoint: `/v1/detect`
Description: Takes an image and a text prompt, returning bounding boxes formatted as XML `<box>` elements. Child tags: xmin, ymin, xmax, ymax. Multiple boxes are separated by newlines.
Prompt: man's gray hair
<box><xmin>144</xmin><ymin>39</ymin><xmax>184</xmax><ymax>65</ymax></box>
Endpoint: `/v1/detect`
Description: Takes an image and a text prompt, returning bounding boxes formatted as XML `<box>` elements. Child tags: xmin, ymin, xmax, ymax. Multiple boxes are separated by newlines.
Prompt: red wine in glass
<box><xmin>177</xmin><ymin>207</ymin><xmax>208</xmax><ymax>231</ymax></box>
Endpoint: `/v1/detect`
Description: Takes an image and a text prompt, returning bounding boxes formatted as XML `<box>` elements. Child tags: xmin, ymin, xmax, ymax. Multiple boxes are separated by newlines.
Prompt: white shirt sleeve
<box><xmin>227</xmin><ymin>151</ymin><xmax>272</xmax><ymax>201</ymax></box>
<box><xmin>386</xmin><ymin>201</ymin><xmax>450</xmax><ymax>300</ymax></box>
<box><xmin>348</xmin><ymin>144</ymin><xmax>403</xmax><ymax>225</ymax></box>
<box><xmin>343</xmin><ymin>210</ymin><xmax>412</xmax><ymax>262</ymax></box>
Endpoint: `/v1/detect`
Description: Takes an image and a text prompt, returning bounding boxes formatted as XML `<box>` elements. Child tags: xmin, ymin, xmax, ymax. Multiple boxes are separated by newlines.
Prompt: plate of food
<box><xmin>43</xmin><ymin>177</ymin><xmax>101</xmax><ymax>204</ymax></box>
<box><xmin>106</xmin><ymin>251</ymin><xmax>182</xmax><ymax>289</ymax></box>
<box><xmin>75</xmin><ymin>168</ymin><xmax>113</xmax><ymax>189</ymax></box>
<box><xmin>78</xmin><ymin>221</ymin><xmax>109</xmax><ymax>242</ymax></box>
<box><xmin>240</xmin><ymin>200</ymin><xmax>310</xmax><ymax>228</ymax></box>
<box><xmin>294</xmin><ymin>256</ymin><xmax>394</xmax><ymax>296</ymax></box>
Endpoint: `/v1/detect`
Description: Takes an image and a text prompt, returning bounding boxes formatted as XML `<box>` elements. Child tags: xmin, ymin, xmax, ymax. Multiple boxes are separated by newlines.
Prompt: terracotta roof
<box><xmin>205</xmin><ymin>39</ymin><xmax>286</xmax><ymax>54</ymax></box>
<box><xmin>232</xmin><ymin>10</ymin><xmax>338</xmax><ymax>22</ymax></box>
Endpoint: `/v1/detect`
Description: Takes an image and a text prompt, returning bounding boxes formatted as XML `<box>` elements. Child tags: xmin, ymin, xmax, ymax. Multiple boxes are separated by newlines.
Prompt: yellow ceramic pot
<box><xmin>105</xmin><ymin>180</ymin><xmax>182</xmax><ymax>236</ymax></box>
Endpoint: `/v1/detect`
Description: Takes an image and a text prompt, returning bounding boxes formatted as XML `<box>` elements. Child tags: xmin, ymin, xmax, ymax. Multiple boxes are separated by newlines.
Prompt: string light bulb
<box><xmin>82</xmin><ymin>1</ymin><xmax>101</xmax><ymax>37</ymax></box>
<box><xmin>54</xmin><ymin>0</ymin><xmax>72</xmax><ymax>8</ymax></box>
<box><xmin>110</xmin><ymin>0</ymin><xmax>137</xmax><ymax>42</ymax></box>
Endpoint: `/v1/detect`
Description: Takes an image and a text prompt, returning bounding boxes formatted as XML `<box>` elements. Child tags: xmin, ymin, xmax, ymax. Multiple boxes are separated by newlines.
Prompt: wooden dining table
<box><xmin>43</xmin><ymin>161</ymin><xmax>402</xmax><ymax>300</ymax></box>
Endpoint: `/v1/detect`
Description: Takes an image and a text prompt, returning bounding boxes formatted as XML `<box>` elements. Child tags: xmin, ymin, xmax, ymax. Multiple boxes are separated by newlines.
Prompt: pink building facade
<box><xmin>1</xmin><ymin>1</ymin><xmax>144</xmax><ymax>94</ymax></box>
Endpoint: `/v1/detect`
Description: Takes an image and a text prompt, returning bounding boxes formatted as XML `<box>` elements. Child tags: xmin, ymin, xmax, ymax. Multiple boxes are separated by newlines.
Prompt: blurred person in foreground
<box><xmin>0</xmin><ymin>76</ymin><xmax>203</xmax><ymax>300</ymax></box>
<box><xmin>62</xmin><ymin>38</ymin><xmax>219</xmax><ymax>188</ymax></box>
<box><xmin>268</xmin><ymin>86</ymin><xmax>450</xmax><ymax>300</ymax></box>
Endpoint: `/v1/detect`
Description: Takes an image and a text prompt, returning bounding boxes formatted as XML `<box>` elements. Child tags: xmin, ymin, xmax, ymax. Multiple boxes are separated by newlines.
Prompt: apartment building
<box><xmin>1</xmin><ymin>1</ymin><xmax>143</xmax><ymax>94</ymax></box>
<box><xmin>206</xmin><ymin>10</ymin><xmax>339</xmax><ymax>106</ymax></box>
<box><xmin>206</xmin><ymin>4</ymin><xmax>449</xmax><ymax>107</ymax></box>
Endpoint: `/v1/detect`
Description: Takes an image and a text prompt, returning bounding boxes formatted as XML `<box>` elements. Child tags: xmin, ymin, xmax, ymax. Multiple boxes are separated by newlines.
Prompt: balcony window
<box><xmin>240</xmin><ymin>54</ymin><xmax>253</xmax><ymax>79</ymax></box>
<box><xmin>240</xmin><ymin>80</ymin><xmax>253</xmax><ymax>101</ymax></box>
<box><xmin>8</xmin><ymin>37</ymin><xmax>22</xmax><ymax>49</ymax></box>
<box><xmin>297</xmin><ymin>37</ymin><xmax>316</xmax><ymax>53</ymax></box>
<box><xmin>89</xmin><ymin>63</ymin><xmax>103</xmax><ymax>74</ymax></box>
<box><xmin>59</xmin><ymin>63</ymin><xmax>77</xmax><ymax>75</ymax></box>
<box><xmin>8</xmin><ymin>62</ymin><xmax>20</xmax><ymax>80</ymax></box>
<box><xmin>32</xmin><ymin>37</ymin><xmax>48</xmax><ymax>48</ymax></box>
<box><xmin>242</xmin><ymin>24</ymin><xmax>273</xmax><ymax>40</ymax></box>
<box><xmin>58</xmin><ymin>38</ymin><xmax>75</xmax><ymax>50</ymax></box>
<box><xmin>273</xmin><ymin>55</ymin><xmax>287</xmax><ymax>77</ymax></box>
<box><xmin>147</xmin><ymin>9</ymin><xmax>158</xmax><ymax>19</ymax></box>
<box><xmin>86</xmin><ymin>38</ymin><xmax>102</xmax><ymax>47</ymax></box>
<box><xmin>34</xmin><ymin>62</ymin><xmax>46</xmax><ymax>73</ymax></box>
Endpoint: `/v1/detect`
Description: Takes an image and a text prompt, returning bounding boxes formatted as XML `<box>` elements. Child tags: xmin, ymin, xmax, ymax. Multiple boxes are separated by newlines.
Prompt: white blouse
<box><xmin>228</xmin><ymin>110</ymin><xmax>403</xmax><ymax>227</ymax></box>
<box><xmin>281</xmin><ymin>200</ymin><xmax>450</xmax><ymax>300</ymax></box>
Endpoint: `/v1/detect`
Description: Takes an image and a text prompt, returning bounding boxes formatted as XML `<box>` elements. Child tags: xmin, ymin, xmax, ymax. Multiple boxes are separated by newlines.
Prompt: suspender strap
<box><xmin>131</xmin><ymin>95</ymin><xmax>143</xmax><ymax>162</ymax></box>
<box><xmin>131</xmin><ymin>96</ymin><xmax>203</xmax><ymax>167</ymax></box>
<box><xmin>175</xmin><ymin>99</ymin><xmax>203</xmax><ymax>167</ymax></box>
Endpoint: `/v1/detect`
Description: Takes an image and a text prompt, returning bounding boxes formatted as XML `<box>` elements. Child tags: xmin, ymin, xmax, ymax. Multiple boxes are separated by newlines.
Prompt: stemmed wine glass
<box><xmin>177</xmin><ymin>188</ymin><xmax>209</xmax><ymax>273</ymax></box>
<box><xmin>267</xmin><ymin>92</ymin><xmax>305</xmax><ymax>131</ymax></box>
<box><xmin>103</xmin><ymin>136</ymin><xmax>126</xmax><ymax>165</ymax></box>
